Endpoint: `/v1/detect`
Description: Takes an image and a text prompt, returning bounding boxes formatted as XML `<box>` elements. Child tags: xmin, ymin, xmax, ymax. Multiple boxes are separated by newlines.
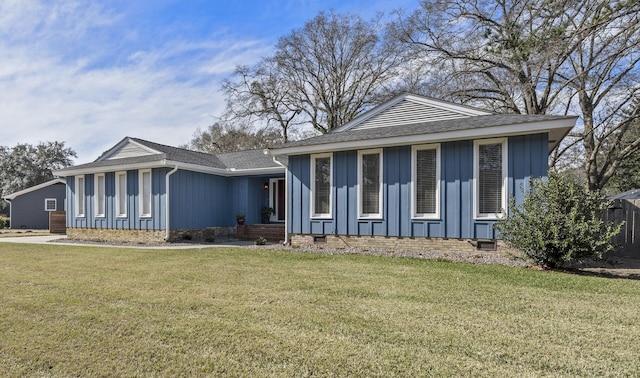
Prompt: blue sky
<box><xmin>0</xmin><ymin>0</ymin><xmax>419</xmax><ymax>163</ymax></box>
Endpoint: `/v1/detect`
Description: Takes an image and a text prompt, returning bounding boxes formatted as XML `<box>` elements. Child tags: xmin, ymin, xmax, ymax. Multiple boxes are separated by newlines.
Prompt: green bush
<box><xmin>0</xmin><ymin>216</ymin><xmax>7</xmax><ymax>229</ymax></box>
<box><xmin>495</xmin><ymin>171</ymin><xmax>622</xmax><ymax>269</ymax></box>
<box><xmin>255</xmin><ymin>237</ymin><xmax>267</xmax><ymax>245</ymax></box>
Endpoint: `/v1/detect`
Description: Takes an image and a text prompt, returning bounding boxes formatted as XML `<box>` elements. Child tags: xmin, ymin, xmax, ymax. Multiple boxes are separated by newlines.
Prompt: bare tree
<box><xmin>222</xmin><ymin>61</ymin><xmax>301</xmax><ymax>143</ymax></box>
<box><xmin>182</xmin><ymin>122</ymin><xmax>283</xmax><ymax>154</ymax></box>
<box><xmin>395</xmin><ymin>0</ymin><xmax>640</xmax><ymax>190</ymax></box>
<box><xmin>223</xmin><ymin>11</ymin><xmax>406</xmax><ymax>136</ymax></box>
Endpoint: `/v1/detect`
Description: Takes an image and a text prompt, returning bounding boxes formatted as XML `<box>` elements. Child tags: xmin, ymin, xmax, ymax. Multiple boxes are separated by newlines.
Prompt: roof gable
<box><xmin>97</xmin><ymin>138</ymin><xmax>161</xmax><ymax>161</ymax></box>
<box><xmin>333</xmin><ymin>93</ymin><xmax>493</xmax><ymax>133</ymax></box>
<box><xmin>3</xmin><ymin>178</ymin><xmax>66</xmax><ymax>200</ymax></box>
<box><xmin>53</xmin><ymin>138</ymin><xmax>285</xmax><ymax>177</ymax></box>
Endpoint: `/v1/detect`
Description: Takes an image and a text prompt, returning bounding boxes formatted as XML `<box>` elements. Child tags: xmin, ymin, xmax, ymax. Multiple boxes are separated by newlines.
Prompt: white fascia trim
<box><xmin>271</xmin><ymin>118</ymin><xmax>576</xmax><ymax>156</ymax></box>
<box><xmin>53</xmin><ymin>161</ymin><xmax>167</xmax><ymax>177</ymax></box>
<box><xmin>224</xmin><ymin>166</ymin><xmax>286</xmax><ymax>176</ymax></box>
<box><xmin>2</xmin><ymin>178</ymin><xmax>66</xmax><ymax>200</ymax></box>
<box><xmin>54</xmin><ymin>160</ymin><xmax>285</xmax><ymax>177</ymax></box>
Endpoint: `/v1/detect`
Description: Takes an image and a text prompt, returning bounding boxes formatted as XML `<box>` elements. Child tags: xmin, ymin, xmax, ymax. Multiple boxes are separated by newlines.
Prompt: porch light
<box><xmin>263</xmin><ymin>183</ymin><xmax>269</xmax><ymax>190</ymax></box>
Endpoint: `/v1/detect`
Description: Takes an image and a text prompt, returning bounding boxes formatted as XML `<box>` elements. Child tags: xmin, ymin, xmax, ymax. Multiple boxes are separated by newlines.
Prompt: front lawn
<box><xmin>0</xmin><ymin>243</ymin><xmax>638</xmax><ymax>376</ymax></box>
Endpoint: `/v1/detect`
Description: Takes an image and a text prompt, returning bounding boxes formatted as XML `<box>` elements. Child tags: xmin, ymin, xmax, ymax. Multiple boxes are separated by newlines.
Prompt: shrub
<box><xmin>495</xmin><ymin>171</ymin><xmax>622</xmax><ymax>269</ymax></box>
<box><xmin>0</xmin><ymin>216</ymin><xmax>8</xmax><ymax>229</ymax></box>
<box><xmin>255</xmin><ymin>237</ymin><xmax>267</xmax><ymax>245</ymax></box>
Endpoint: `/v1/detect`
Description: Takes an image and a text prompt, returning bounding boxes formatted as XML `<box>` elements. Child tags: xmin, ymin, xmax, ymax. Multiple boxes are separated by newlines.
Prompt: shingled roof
<box><xmin>269</xmin><ymin>93</ymin><xmax>577</xmax><ymax>156</ymax></box>
<box><xmin>55</xmin><ymin>137</ymin><xmax>284</xmax><ymax>177</ymax></box>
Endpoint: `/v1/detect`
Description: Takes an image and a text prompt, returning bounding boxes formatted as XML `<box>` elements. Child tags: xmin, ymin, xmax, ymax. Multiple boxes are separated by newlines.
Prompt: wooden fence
<box><xmin>49</xmin><ymin>211</ymin><xmax>66</xmax><ymax>234</ymax></box>
<box><xmin>605</xmin><ymin>199</ymin><xmax>640</xmax><ymax>257</ymax></box>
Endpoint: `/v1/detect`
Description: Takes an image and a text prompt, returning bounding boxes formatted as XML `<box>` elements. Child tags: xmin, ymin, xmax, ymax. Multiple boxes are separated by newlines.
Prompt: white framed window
<box><xmin>412</xmin><ymin>144</ymin><xmax>440</xmax><ymax>219</ymax></box>
<box><xmin>474</xmin><ymin>138</ymin><xmax>508</xmax><ymax>219</ymax></box>
<box><xmin>75</xmin><ymin>175</ymin><xmax>85</xmax><ymax>217</ymax></box>
<box><xmin>358</xmin><ymin>149</ymin><xmax>383</xmax><ymax>219</ymax></box>
<box><xmin>95</xmin><ymin>173</ymin><xmax>106</xmax><ymax>218</ymax></box>
<box><xmin>44</xmin><ymin>198</ymin><xmax>57</xmax><ymax>212</ymax></box>
<box><xmin>139</xmin><ymin>169</ymin><xmax>152</xmax><ymax>218</ymax></box>
<box><xmin>310</xmin><ymin>153</ymin><xmax>333</xmax><ymax>218</ymax></box>
<box><xmin>115</xmin><ymin>171</ymin><xmax>127</xmax><ymax>218</ymax></box>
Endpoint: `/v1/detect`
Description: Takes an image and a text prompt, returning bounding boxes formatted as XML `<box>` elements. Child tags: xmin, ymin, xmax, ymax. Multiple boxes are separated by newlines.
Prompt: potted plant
<box><xmin>235</xmin><ymin>211</ymin><xmax>245</xmax><ymax>225</ymax></box>
<box><xmin>261</xmin><ymin>207</ymin><xmax>274</xmax><ymax>223</ymax></box>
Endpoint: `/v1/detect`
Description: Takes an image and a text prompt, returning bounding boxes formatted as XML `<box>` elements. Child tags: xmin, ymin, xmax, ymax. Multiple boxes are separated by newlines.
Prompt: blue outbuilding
<box><xmin>3</xmin><ymin>178</ymin><xmax>66</xmax><ymax>230</ymax></box>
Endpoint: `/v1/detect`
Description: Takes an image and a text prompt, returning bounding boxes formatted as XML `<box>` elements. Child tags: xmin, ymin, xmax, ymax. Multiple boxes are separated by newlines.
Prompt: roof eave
<box><xmin>53</xmin><ymin>159</ymin><xmax>285</xmax><ymax>177</ymax></box>
<box><xmin>2</xmin><ymin>178</ymin><xmax>66</xmax><ymax>200</ymax></box>
<box><xmin>270</xmin><ymin>118</ymin><xmax>577</xmax><ymax>156</ymax></box>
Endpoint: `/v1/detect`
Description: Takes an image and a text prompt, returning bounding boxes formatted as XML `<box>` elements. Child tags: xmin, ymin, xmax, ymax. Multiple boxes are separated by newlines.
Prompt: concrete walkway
<box><xmin>0</xmin><ymin>235</ymin><xmax>255</xmax><ymax>249</ymax></box>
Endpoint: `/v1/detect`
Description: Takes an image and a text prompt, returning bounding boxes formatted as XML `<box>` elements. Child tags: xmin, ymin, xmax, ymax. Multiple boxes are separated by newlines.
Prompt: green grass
<box><xmin>1</xmin><ymin>243</ymin><xmax>639</xmax><ymax>377</ymax></box>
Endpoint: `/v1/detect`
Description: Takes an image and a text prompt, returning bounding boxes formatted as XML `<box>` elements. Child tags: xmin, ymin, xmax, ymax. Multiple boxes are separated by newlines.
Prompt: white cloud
<box><xmin>0</xmin><ymin>0</ymin><xmax>270</xmax><ymax>163</ymax></box>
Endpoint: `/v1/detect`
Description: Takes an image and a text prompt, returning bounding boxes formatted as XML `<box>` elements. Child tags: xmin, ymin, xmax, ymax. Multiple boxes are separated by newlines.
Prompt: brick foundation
<box><xmin>67</xmin><ymin>226</ymin><xmax>237</xmax><ymax>244</ymax></box>
<box><xmin>237</xmin><ymin>224</ymin><xmax>285</xmax><ymax>242</ymax></box>
<box><xmin>168</xmin><ymin>227</ymin><xmax>236</xmax><ymax>242</ymax></box>
<box><xmin>67</xmin><ymin>228</ymin><xmax>166</xmax><ymax>244</ymax></box>
<box><xmin>289</xmin><ymin>234</ymin><xmax>519</xmax><ymax>257</ymax></box>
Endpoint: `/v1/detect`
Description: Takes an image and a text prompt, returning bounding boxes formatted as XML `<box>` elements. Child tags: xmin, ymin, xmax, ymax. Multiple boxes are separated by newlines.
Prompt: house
<box><xmin>268</xmin><ymin>93</ymin><xmax>576</xmax><ymax>253</ymax></box>
<box><xmin>53</xmin><ymin>138</ymin><xmax>285</xmax><ymax>242</ymax></box>
<box><xmin>54</xmin><ymin>93</ymin><xmax>576</xmax><ymax>251</ymax></box>
<box><xmin>2</xmin><ymin>178</ymin><xmax>66</xmax><ymax>230</ymax></box>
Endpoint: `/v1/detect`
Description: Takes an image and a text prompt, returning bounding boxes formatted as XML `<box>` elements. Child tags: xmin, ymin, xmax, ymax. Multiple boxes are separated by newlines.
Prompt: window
<box><xmin>139</xmin><ymin>169</ymin><xmax>152</xmax><ymax>218</ymax></box>
<box><xmin>75</xmin><ymin>176</ymin><xmax>85</xmax><ymax>217</ymax></box>
<box><xmin>45</xmin><ymin>198</ymin><xmax>57</xmax><ymax>211</ymax></box>
<box><xmin>358</xmin><ymin>149</ymin><xmax>383</xmax><ymax>218</ymax></box>
<box><xmin>412</xmin><ymin>144</ymin><xmax>440</xmax><ymax>218</ymax></box>
<box><xmin>311</xmin><ymin>154</ymin><xmax>332</xmax><ymax>218</ymax></box>
<box><xmin>95</xmin><ymin>174</ymin><xmax>105</xmax><ymax>217</ymax></box>
<box><xmin>115</xmin><ymin>171</ymin><xmax>127</xmax><ymax>218</ymax></box>
<box><xmin>474</xmin><ymin>139</ymin><xmax>507</xmax><ymax>219</ymax></box>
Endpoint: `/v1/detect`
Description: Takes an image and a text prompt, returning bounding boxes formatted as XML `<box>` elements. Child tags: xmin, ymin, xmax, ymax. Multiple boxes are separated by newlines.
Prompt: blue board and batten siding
<box><xmin>67</xmin><ymin>168</ymin><xmax>168</xmax><ymax>230</ymax></box>
<box><xmin>288</xmin><ymin>133</ymin><xmax>548</xmax><ymax>240</ymax></box>
<box><xmin>67</xmin><ymin>168</ymin><xmax>281</xmax><ymax>230</ymax></box>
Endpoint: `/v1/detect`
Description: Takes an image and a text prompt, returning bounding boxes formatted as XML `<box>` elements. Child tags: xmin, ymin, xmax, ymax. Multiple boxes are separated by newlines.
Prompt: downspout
<box><xmin>164</xmin><ymin>164</ymin><xmax>179</xmax><ymax>241</ymax></box>
<box><xmin>271</xmin><ymin>154</ymin><xmax>289</xmax><ymax>246</ymax></box>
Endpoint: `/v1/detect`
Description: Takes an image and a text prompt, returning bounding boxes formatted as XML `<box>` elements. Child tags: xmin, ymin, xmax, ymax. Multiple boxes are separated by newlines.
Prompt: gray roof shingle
<box><xmin>216</xmin><ymin>149</ymin><xmax>284</xmax><ymax>170</ymax></box>
<box><xmin>56</xmin><ymin>137</ymin><xmax>284</xmax><ymax>175</ymax></box>
<box><xmin>270</xmin><ymin>114</ymin><xmax>575</xmax><ymax>151</ymax></box>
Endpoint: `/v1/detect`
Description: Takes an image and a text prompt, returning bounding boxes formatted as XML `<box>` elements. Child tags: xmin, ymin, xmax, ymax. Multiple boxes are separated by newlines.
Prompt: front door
<box><xmin>269</xmin><ymin>178</ymin><xmax>285</xmax><ymax>222</ymax></box>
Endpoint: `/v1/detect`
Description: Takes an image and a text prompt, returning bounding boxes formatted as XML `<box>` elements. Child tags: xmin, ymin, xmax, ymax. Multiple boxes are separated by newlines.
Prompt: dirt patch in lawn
<box><xmin>0</xmin><ymin>229</ymin><xmax>51</xmax><ymax>238</ymax></box>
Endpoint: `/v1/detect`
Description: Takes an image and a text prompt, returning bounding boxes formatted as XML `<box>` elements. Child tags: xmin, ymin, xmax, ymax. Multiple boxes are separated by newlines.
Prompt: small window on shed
<box><xmin>45</xmin><ymin>198</ymin><xmax>57</xmax><ymax>211</ymax></box>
